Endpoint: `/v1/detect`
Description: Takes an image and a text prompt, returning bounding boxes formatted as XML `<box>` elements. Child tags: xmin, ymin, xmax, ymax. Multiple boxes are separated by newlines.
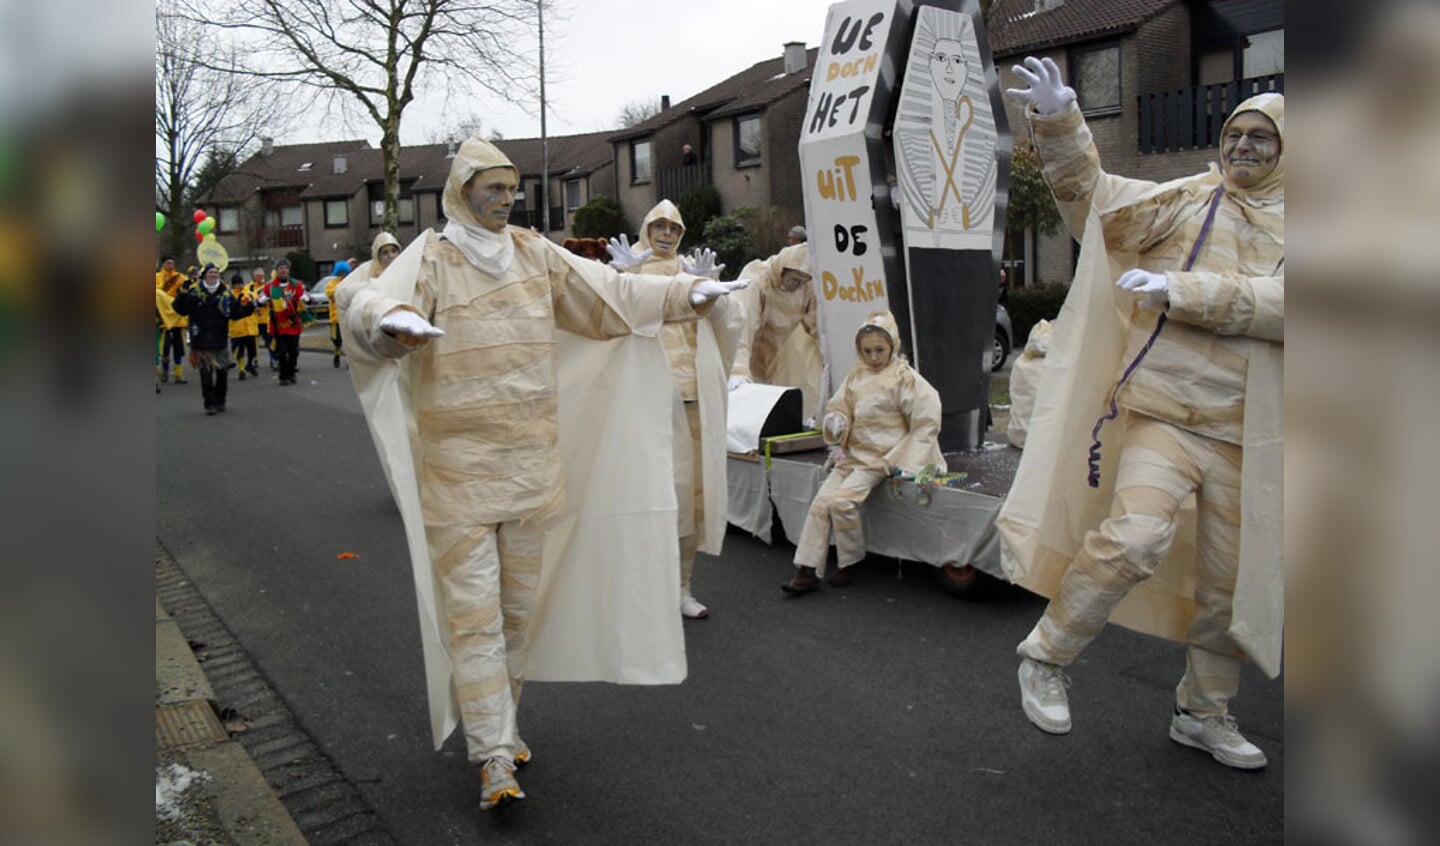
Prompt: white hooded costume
<box><xmin>997</xmin><ymin>94</ymin><xmax>1284</xmax><ymax>713</ymax></box>
<box><xmin>342</xmin><ymin>138</ymin><xmax>713</xmax><ymax>763</ymax></box>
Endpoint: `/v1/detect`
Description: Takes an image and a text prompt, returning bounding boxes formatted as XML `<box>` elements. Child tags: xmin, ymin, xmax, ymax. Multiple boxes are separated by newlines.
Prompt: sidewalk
<box><xmin>156</xmin><ymin>594</ymin><xmax>307</xmax><ymax>844</ymax></box>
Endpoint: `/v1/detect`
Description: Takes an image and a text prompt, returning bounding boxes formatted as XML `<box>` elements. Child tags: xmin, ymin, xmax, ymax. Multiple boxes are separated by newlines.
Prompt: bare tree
<box><xmin>176</xmin><ymin>0</ymin><xmax>545</xmax><ymax>233</ymax></box>
<box><xmin>615</xmin><ymin>97</ymin><xmax>662</xmax><ymax>129</ymax></box>
<box><xmin>424</xmin><ymin>113</ymin><xmax>485</xmax><ymax>146</ymax></box>
<box><xmin>155</xmin><ymin>1</ymin><xmax>268</xmax><ymax>260</ymax></box>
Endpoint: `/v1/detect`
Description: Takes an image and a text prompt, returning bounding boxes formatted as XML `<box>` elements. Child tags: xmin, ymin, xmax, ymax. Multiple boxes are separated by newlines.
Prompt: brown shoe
<box><xmin>781</xmin><ymin>566</ymin><xmax>819</xmax><ymax>595</ymax></box>
<box><xmin>827</xmin><ymin>567</ymin><xmax>854</xmax><ymax>587</ymax></box>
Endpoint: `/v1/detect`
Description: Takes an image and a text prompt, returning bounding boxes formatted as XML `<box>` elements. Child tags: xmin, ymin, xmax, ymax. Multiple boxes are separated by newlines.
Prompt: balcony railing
<box><xmin>257</xmin><ymin>224</ymin><xmax>305</xmax><ymax>248</ymax></box>
<box><xmin>655</xmin><ymin>162</ymin><xmax>710</xmax><ymax>202</ymax></box>
<box><xmin>1138</xmin><ymin>73</ymin><xmax>1284</xmax><ymax>154</ymax></box>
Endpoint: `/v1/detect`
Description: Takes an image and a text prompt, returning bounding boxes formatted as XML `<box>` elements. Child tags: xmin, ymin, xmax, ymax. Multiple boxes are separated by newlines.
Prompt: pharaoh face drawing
<box><xmin>929</xmin><ymin>39</ymin><xmax>969</xmax><ymax>103</ymax></box>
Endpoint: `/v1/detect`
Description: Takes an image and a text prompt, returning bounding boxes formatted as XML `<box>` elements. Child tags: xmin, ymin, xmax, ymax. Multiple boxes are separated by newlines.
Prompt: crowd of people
<box><xmin>156</xmin><ymin>62</ymin><xmax>1282</xmax><ymax>812</ymax></box>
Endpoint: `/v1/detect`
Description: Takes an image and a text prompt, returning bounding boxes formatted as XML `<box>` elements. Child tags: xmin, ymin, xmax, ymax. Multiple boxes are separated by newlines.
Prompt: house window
<box><xmin>264</xmin><ymin>205</ymin><xmax>303</xmax><ymax>227</ymax></box>
<box><xmin>324</xmin><ymin>200</ymin><xmax>348</xmax><ymax>228</ymax></box>
<box><xmin>368</xmin><ymin>179</ymin><xmax>417</xmax><ymax>225</ymax></box>
<box><xmin>565</xmin><ymin>179</ymin><xmax>583</xmax><ymax>211</ymax></box>
<box><xmin>1073</xmin><ymin>43</ymin><xmax>1120</xmax><ymax>114</ymax></box>
<box><xmin>631</xmin><ymin>139</ymin><xmax>652</xmax><ymax>184</ymax></box>
<box><xmin>217</xmin><ymin>207</ymin><xmax>239</xmax><ymax>234</ymax></box>
<box><xmin>1242</xmin><ymin>29</ymin><xmax>1284</xmax><ymax>77</ymax></box>
<box><xmin>735</xmin><ymin>114</ymin><xmax>762</xmax><ymax>167</ymax></box>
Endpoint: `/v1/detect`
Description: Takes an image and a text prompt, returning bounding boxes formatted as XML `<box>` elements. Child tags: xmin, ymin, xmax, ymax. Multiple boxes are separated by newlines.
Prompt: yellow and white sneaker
<box><xmin>479</xmin><ymin>757</ymin><xmax>524</xmax><ymax>810</ymax></box>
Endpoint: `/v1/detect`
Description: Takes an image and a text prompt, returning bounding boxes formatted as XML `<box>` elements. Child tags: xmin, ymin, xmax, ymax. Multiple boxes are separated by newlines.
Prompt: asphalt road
<box><xmin>156</xmin><ymin>347</ymin><xmax>1283</xmax><ymax>845</ymax></box>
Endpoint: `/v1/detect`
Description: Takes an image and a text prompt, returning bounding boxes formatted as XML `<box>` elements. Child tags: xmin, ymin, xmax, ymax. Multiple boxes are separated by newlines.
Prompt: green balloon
<box><xmin>156</xmin><ymin>212</ymin><xmax>166</xmax><ymax>232</ymax></box>
<box><xmin>198</xmin><ymin>218</ymin><xmax>215</xmax><ymax>235</ymax></box>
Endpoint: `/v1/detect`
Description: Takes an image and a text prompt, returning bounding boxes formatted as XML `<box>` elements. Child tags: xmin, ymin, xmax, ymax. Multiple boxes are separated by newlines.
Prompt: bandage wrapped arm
<box><xmin>728</xmin><ymin>259</ymin><xmax>769</xmax><ymax>378</ymax></box>
<box><xmin>348</xmin><ymin>268</ymin><xmax>439</xmax><ymax>359</ymax></box>
<box><xmin>1165</xmin><ymin>267</ymin><xmax>1284</xmax><ymax>343</ymax></box>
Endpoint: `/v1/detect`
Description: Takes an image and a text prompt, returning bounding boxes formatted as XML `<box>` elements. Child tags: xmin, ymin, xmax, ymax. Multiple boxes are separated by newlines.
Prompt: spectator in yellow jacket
<box><xmin>155</xmin><ymin>256</ymin><xmax>189</xmax><ymax>383</ymax></box>
<box><xmin>227</xmin><ymin>274</ymin><xmax>260</xmax><ymax>379</ymax></box>
<box><xmin>323</xmin><ymin>261</ymin><xmax>351</xmax><ymax>368</ymax></box>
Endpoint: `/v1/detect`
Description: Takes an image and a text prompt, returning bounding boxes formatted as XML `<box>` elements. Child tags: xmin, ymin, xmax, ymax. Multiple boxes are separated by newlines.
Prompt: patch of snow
<box><xmin>155</xmin><ymin>763</ymin><xmax>209</xmax><ymax>821</ymax></box>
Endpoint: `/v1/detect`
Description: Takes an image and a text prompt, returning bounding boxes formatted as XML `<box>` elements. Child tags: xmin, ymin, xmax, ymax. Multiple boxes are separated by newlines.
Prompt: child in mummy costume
<box><xmin>996</xmin><ymin>58</ymin><xmax>1283</xmax><ymax>770</ymax></box>
<box><xmin>607</xmin><ymin>201</ymin><xmax>745</xmax><ymax>620</ymax></box>
<box><xmin>340</xmin><ymin>138</ymin><xmax>745</xmax><ymax>810</ymax></box>
<box><xmin>781</xmin><ymin>311</ymin><xmax>944</xmax><ymax>594</ymax></box>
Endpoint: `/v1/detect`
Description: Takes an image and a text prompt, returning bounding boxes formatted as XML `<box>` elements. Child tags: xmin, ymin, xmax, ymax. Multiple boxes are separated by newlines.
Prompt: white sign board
<box><xmin>798</xmin><ymin>0</ymin><xmax>898</xmax><ymax>403</ymax></box>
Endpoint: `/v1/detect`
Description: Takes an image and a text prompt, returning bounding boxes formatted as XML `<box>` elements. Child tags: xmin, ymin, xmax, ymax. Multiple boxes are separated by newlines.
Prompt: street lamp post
<box><xmin>539</xmin><ymin>0</ymin><xmax>549</xmax><ymax>236</ymax></box>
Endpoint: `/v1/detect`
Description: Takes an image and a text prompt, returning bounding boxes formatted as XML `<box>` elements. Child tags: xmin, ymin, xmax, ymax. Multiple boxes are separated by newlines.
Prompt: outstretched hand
<box><xmin>379</xmin><ymin>309</ymin><xmax>444</xmax><ymax>346</ymax></box>
<box><xmin>681</xmin><ymin>247</ymin><xmax>726</xmax><ymax>279</ymax></box>
<box><xmin>689</xmin><ymin>278</ymin><xmax>749</xmax><ymax>307</ymax></box>
<box><xmin>605</xmin><ymin>234</ymin><xmax>651</xmax><ymax>270</ymax></box>
<box><xmin>1005</xmin><ymin>56</ymin><xmax>1076</xmax><ymax>116</ymax></box>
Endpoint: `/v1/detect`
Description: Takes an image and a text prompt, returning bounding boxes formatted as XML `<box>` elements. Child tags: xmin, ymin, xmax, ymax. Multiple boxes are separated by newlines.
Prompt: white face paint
<box><xmin>1220</xmin><ymin>111</ymin><xmax>1280</xmax><ymax>190</ymax></box>
<box><xmin>778</xmin><ymin>268</ymin><xmax>811</xmax><ymax>293</ymax></box>
<box><xmin>466</xmin><ymin>168</ymin><xmax>520</xmax><ymax>232</ymax></box>
<box><xmin>377</xmin><ymin>244</ymin><xmax>400</xmax><ymax>269</ymax></box>
<box><xmin>648</xmin><ymin>219</ymin><xmax>682</xmax><ymax>259</ymax></box>
<box><xmin>202</xmin><ymin>270</ymin><xmax>221</xmax><ymax>292</ymax></box>
<box><xmin>929</xmin><ymin>39</ymin><xmax>969</xmax><ymax>102</ymax></box>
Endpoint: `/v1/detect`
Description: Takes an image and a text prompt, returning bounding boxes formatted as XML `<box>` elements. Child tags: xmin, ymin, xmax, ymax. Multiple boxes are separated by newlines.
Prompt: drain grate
<box><xmin>156</xmin><ymin>700</ymin><xmax>228</xmax><ymax>751</ymax></box>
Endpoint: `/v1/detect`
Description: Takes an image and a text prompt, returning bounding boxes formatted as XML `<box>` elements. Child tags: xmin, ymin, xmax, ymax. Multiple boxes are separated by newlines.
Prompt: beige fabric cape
<box><xmin>341</xmin><ymin>230</ymin><xmax>687</xmax><ymax>750</ymax></box>
<box><xmin>996</xmin><ymin>106</ymin><xmax>1284</xmax><ymax>679</ymax></box>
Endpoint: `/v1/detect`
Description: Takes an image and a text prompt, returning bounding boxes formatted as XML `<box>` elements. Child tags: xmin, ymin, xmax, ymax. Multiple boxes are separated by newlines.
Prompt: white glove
<box><xmin>379</xmin><ymin>309</ymin><xmax>445</xmax><ymax>341</ymax></box>
<box><xmin>605</xmin><ymin>234</ymin><xmax>651</xmax><ymax>270</ymax></box>
<box><xmin>823</xmin><ymin>411</ymin><xmax>848</xmax><ymax>439</ymax></box>
<box><xmin>681</xmin><ymin>248</ymin><xmax>725</xmax><ymax>279</ymax></box>
<box><xmin>1006</xmin><ymin>56</ymin><xmax>1077</xmax><ymax>116</ymax></box>
<box><xmin>689</xmin><ymin>278</ymin><xmax>749</xmax><ymax>307</ymax></box>
<box><xmin>1115</xmin><ymin>268</ymin><xmax>1169</xmax><ymax>309</ymax></box>
<box><xmin>802</xmin><ymin>416</ymin><xmax>817</xmax><ymax>430</ymax></box>
<box><xmin>256</xmin><ymin>294</ymin><xmax>269</xmax><ymax>305</ymax></box>
<box><xmin>727</xmin><ymin>375</ymin><xmax>752</xmax><ymax>391</ymax></box>
<box><xmin>300</xmin><ymin>293</ymin><xmax>312</xmax><ymax>304</ymax></box>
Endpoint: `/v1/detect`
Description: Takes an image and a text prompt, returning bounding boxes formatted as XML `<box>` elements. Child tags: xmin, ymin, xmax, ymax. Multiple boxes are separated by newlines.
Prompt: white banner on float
<box><xmin>799</xmin><ymin>0</ymin><xmax>897</xmax><ymax>404</ymax></box>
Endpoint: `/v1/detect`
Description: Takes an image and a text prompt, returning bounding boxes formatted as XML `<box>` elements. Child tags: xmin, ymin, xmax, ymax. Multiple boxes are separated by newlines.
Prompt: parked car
<box><xmin>992</xmin><ymin>303</ymin><xmax>1013</xmax><ymax>372</ymax></box>
<box><xmin>304</xmin><ymin>281</ymin><xmax>330</xmax><ymax>321</ymax></box>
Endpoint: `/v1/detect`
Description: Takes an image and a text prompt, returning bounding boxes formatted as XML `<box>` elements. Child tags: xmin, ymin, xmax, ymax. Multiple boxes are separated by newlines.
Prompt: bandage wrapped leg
<box><xmin>792</xmin><ymin>467</ymin><xmax>885</xmax><ymax>577</ymax></box>
<box><xmin>428</xmin><ymin>520</ymin><xmax>543</xmax><ymax>764</ymax></box>
<box><xmin>1019</xmin><ymin>418</ymin><xmax>1244</xmax><ymax>717</ymax></box>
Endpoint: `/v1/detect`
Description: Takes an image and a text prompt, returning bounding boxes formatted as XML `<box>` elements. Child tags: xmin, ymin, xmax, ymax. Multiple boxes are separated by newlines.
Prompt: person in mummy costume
<box><xmin>606</xmin><ymin>200</ymin><xmax>745</xmax><ymax>620</ymax></box>
<box><xmin>342</xmin><ymin>138</ymin><xmax>745</xmax><ymax>810</ymax></box>
<box><xmin>726</xmin><ymin>242</ymin><xmax>824</xmax><ymax>422</ymax></box>
<box><xmin>781</xmin><ymin>311</ymin><xmax>944</xmax><ymax>594</ymax></box>
<box><xmin>996</xmin><ymin>57</ymin><xmax>1284</xmax><ymax>771</ymax></box>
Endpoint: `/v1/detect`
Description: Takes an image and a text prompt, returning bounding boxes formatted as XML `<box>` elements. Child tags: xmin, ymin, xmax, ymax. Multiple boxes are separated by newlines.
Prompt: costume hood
<box><xmin>440</xmin><ymin>137</ymin><xmax>519</xmax><ymax>275</ymax></box>
<box><xmin>370</xmin><ymin>231</ymin><xmax>402</xmax><ymax>269</ymax></box>
<box><xmin>775</xmin><ymin>243</ymin><xmax>810</xmax><ymax>276</ymax></box>
<box><xmin>1221</xmin><ymin>93</ymin><xmax>1284</xmax><ymax>204</ymax></box>
<box><xmin>636</xmin><ymin>200</ymin><xmax>686</xmax><ymax>256</ymax></box>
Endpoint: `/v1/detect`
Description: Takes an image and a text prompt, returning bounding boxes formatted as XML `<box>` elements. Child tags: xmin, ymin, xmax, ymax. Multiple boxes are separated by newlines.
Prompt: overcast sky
<box><xmin>317</xmin><ymin>0</ymin><xmax>842</xmax><ymax>146</ymax></box>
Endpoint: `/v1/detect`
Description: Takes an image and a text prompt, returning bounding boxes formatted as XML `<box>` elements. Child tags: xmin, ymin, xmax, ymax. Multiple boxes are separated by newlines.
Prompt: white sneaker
<box><xmin>1018</xmin><ymin>657</ymin><xmax>1072</xmax><ymax>734</ymax></box>
<box><xmin>478</xmin><ymin>757</ymin><xmax>525</xmax><ymax>810</ymax></box>
<box><xmin>1169</xmin><ymin>709</ymin><xmax>1267</xmax><ymax>769</ymax></box>
<box><xmin>680</xmin><ymin>593</ymin><xmax>709</xmax><ymax>619</ymax></box>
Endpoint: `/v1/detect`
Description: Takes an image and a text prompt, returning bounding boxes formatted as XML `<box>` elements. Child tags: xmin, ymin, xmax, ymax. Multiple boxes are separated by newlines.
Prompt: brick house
<box><xmin>201</xmin><ymin>132</ymin><xmax>615</xmax><ymax>277</ymax></box>
<box><xmin>989</xmin><ymin>0</ymin><xmax>1284</xmax><ymax>286</ymax></box>
<box><xmin>608</xmin><ymin>42</ymin><xmax>819</xmax><ymax>235</ymax></box>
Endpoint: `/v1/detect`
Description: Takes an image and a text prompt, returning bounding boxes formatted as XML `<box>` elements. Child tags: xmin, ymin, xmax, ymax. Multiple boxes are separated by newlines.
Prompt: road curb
<box><xmin>157</xmin><ymin>544</ymin><xmax>396</xmax><ymax>845</ymax></box>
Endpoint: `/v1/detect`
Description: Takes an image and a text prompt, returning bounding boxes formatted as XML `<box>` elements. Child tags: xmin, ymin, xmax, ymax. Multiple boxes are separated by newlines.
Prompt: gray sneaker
<box><xmin>1169</xmin><ymin>709</ymin><xmax>1267</xmax><ymax>769</ymax></box>
<box><xmin>479</xmin><ymin>757</ymin><xmax>525</xmax><ymax>809</ymax></box>
<box><xmin>1018</xmin><ymin>657</ymin><xmax>1072</xmax><ymax>734</ymax></box>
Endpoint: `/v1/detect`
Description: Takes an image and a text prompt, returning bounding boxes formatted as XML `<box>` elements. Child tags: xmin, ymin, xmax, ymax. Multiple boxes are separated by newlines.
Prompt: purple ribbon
<box><xmin>1087</xmin><ymin>185</ymin><xmax>1225</xmax><ymax>488</ymax></box>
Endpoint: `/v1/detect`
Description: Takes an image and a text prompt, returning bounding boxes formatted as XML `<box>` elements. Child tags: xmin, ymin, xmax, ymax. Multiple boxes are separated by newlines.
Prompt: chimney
<box><xmin>784</xmin><ymin>41</ymin><xmax>807</xmax><ymax>75</ymax></box>
<box><xmin>1036</xmin><ymin>0</ymin><xmax>1064</xmax><ymax>12</ymax></box>
<box><xmin>260</xmin><ymin>136</ymin><xmax>274</xmax><ymax>156</ymax></box>
<box><xmin>661</xmin><ymin>95</ymin><xmax>671</xmax><ymax>110</ymax></box>
<box><xmin>446</xmin><ymin>138</ymin><xmax>458</xmax><ymax>158</ymax></box>
<box><xmin>332</xmin><ymin>154</ymin><xmax>347</xmax><ymax>175</ymax></box>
